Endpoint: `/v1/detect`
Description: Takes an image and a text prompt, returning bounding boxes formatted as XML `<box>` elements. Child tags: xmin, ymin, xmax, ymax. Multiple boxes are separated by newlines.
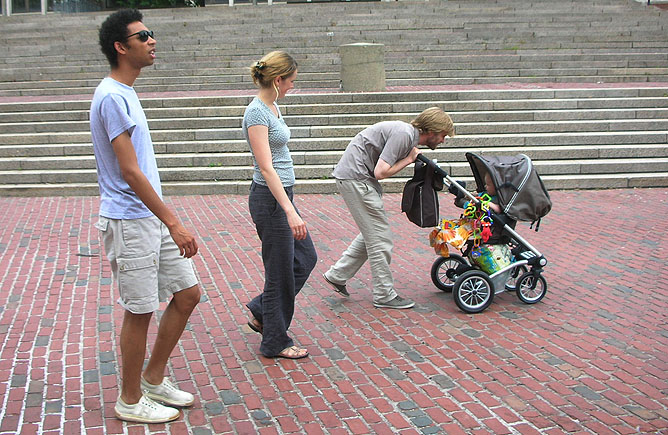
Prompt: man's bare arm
<box><xmin>111</xmin><ymin>131</ymin><xmax>198</xmax><ymax>257</ymax></box>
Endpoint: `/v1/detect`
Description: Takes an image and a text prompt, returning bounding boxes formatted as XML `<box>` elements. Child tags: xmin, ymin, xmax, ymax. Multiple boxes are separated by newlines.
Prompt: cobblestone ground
<box><xmin>0</xmin><ymin>189</ymin><xmax>666</xmax><ymax>435</ymax></box>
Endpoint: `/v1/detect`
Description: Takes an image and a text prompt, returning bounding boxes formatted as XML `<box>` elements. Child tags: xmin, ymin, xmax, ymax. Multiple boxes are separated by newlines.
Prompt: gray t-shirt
<box><xmin>242</xmin><ymin>97</ymin><xmax>295</xmax><ymax>187</ymax></box>
<box><xmin>332</xmin><ymin>121</ymin><xmax>419</xmax><ymax>192</ymax></box>
<box><xmin>90</xmin><ymin>77</ymin><xmax>161</xmax><ymax>219</ymax></box>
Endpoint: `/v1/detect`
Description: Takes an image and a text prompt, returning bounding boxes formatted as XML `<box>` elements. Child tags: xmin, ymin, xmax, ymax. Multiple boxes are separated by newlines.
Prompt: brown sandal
<box><xmin>276</xmin><ymin>346</ymin><xmax>309</xmax><ymax>359</ymax></box>
<box><xmin>247</xmin><ymin>317</ymin><xmax>263</xmax><ymax>334</ymax></box>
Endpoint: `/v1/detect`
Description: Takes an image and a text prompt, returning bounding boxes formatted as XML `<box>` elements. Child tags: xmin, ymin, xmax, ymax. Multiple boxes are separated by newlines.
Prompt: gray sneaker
<box><xmin>374</xmin><ymin>296</ymin><xmax>415</xmax><ymax>309</ymax></box>
<box><xmin>323</xmin><ymin>273</ymin><xmax>349</xmax><ymax>296</ymax></box>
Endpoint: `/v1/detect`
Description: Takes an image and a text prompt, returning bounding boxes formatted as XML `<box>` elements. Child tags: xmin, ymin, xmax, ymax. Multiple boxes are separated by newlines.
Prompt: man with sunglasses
<box><xmin>90</xmin><ymin>9</ymin><xmax>201</xmax><ymax>424</ymax></box>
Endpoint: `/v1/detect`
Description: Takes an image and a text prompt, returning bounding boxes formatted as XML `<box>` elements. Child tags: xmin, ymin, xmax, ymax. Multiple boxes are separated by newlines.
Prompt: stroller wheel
<box><xmin>430</xmin><ymin>254</ymin><xmax>468</xmax><ymax>292</ymax></box>
<box><xmin>505</xmin><ymin>265</ymin><xmax>528</xmax><ymax>292</ymax></box>
<box><xmin>516</xmin><ymin>272</ymin><xmax>547</xmax><ymax>304</ymax></box>
<box><xmin>453</xmin><ymin>270</ymin><xmax>494</xmax><ymax>313</ymax></box>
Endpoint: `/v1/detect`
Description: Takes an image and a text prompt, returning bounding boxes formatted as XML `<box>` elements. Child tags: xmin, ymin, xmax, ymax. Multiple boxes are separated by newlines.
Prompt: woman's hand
<box><xmin>287</xmin><ymin>209</ymin><xmax>307</xmax><ymax>240</ymax></box>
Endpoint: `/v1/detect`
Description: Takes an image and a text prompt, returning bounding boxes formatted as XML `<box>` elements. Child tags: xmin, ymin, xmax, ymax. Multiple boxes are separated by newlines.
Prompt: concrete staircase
<box><xmin>2</xmin><ymin>86</ymin><xmax>667</xmax><ymax>195</ymax></box>
<box><xmin>0</xmin><ymin>0</ymin><xmax>667</xmax><ymax>195</ymax></box>
<box><xmin>2</xmin><ymin>0</ymin><xmax>668</xmax><ymax>96</ymax></box>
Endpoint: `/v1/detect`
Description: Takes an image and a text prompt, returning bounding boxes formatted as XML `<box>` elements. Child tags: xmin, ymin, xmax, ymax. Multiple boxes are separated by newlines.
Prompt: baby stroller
<box><xmin>417</xmin><ymin>152</ymin><xmax>551</xmax><ymax>314</ymax></box>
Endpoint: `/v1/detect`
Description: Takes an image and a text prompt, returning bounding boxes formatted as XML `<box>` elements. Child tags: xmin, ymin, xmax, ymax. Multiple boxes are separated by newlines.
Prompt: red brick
<box><xmin>514</xmin><ymin>423</ymin><xmax>543</xmax><ymax>435</ymax></box>
<box><xmin>343</xmin><ymin>417</ymin><xmax>370</xmax><ymax>434</ymax></box>
<box><xmin>440</xmin><ymin>423</ymin><xmax>470</xmax><ymax>435</ymax></box>
<box><xmin>384</xmin><ymin>412</ymin><xmax>411</xmax><ymax>430</ymax></box>
<box><xmin>316</xmin><ymin>411</ymin><xmax>342</xmax><ymax>428</ymax></box>
<box><xmin>492</xmin><ymin>406</ymin><xmax>521</xmax><ymax>424</ymax></box>
<box><xmin>452</xmin><ymin>410</ymin><xmax>480</xmax><ymax>429</ymax></box>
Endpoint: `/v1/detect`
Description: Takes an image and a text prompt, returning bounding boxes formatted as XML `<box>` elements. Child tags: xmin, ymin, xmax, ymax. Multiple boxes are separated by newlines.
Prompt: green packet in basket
<box><xmin>469</xmin><ymin>244</ymin><xmax>512</xmax><ymax>274</ymax></box>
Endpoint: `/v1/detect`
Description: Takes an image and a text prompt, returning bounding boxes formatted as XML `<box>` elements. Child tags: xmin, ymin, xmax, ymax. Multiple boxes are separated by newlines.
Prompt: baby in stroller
<box><xmin>423</xmin><ymin>152</ymin><xmax>551</xmax><ymax>313</ymax></box>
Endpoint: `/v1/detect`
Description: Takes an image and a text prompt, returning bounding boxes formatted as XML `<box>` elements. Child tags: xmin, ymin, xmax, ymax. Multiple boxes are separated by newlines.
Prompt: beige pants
<box><xmin>325</xmin><ymin>179</ymin><xmax>396</xmax><ymax>304</ymax></box>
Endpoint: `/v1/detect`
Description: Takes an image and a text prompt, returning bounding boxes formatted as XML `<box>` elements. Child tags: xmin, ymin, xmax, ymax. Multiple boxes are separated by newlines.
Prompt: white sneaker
<box><xmin>141</xmin><ymin>377</ymin><xmax>195</xmax><ymax>407</ymax></box>
<box><xmin>114</xmin><ymin>395</ymin><xmax>180</xmax><ymax>424</ymax></box>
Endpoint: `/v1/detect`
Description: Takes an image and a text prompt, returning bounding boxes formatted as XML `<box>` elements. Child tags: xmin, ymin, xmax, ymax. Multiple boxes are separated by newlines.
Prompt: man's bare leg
<box><xmin>143</xmin><ymin>285</ymin><xmax>200</xmax><ymax>384</ymax></box>
<box><xmin>119</xmin><ymin>311</ymin><xmax>153</xmax><ymax>404</ymax></box>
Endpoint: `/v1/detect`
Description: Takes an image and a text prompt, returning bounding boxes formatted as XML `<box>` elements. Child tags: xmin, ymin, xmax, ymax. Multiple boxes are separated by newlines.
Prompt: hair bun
<box><xmin>253</xmin><ymin>61</ymin><xmax>266</xmax><ymax>80</ymax></box>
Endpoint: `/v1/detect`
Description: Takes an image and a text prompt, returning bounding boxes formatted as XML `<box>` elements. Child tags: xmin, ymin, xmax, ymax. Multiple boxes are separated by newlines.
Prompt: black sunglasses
<box><xmin>125</xmin><ymin>30</ymin><xmax>154</xmax><ymax>42</ymax></box>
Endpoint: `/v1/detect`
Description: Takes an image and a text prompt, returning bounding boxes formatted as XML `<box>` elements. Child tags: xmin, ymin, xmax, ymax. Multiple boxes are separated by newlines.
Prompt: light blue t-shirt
<box><xmin>90</xmin><ymin>77</ymin><xmax>161</xmax><ymax>219</ymax></box>
<box><xmin>242</xmin><ymin>97</ymin><xmax>295</xmax><ymax>187</ymax></box>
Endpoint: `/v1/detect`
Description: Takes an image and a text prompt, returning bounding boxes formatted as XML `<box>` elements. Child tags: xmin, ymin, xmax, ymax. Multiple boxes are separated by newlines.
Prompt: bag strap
<box><xmin>423</xmin><ymin>158</ymin><xmax>444</xmax><ymax>190</ymax></box>
<box><xmin>529</xmin><ymin>218</ymin><xmax>542</xmax><ymax>232</ymax></box>
<box><xmin>424</xmin><ymin>159</ymin><xmax>435</xmax><ymax>186</ymax></box>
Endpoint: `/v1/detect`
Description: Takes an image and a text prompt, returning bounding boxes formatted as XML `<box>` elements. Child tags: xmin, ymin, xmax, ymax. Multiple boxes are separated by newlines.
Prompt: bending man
<box><xmin>324</xmin><ymin>107</ymin><xmax>454</xmax><ymax>309</ymax></box>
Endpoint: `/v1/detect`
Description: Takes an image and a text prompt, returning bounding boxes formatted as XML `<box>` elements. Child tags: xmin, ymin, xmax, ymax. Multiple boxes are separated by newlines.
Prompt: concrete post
<box><xmin>3</xmin><ymin>0</ymin><xmax>12</xmax><ymax>16</ymax></box>
<box><xmin>339</xmin><ymin>43</ymin><xmax>386</xmax><ymax>92</ymax></box>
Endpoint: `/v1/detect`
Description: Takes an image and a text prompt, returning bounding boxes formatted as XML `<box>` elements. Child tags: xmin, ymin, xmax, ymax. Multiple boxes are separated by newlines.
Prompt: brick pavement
<box><xmin>0</xmin><ymin>188</ymin><xmax>667</xmax><ymax>434</ymax></box>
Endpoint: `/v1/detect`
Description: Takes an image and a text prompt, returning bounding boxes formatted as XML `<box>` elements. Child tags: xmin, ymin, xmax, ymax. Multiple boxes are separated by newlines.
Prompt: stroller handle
<box><xmin>416</xmin><ymin>154</ymin><xmax>477</xmax><ymax>203</ymax></box>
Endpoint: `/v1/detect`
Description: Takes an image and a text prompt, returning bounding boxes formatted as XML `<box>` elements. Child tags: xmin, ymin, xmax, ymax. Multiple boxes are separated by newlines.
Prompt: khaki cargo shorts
<box><xmin>95</xmin><ymin>215</ymin><xmax>198</xmax><ymax>314</ymax></box>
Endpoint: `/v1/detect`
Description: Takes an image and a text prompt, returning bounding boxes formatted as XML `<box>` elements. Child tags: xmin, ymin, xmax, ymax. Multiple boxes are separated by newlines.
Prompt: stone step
<box><xmin>2</xmin><ymin>24</ymin><xmax>664</xmax><ymax>45</ymax></box>
<box><xmin>4</xmin><ymin>73</ymin><xmax>668</xmax><ymax>98</ymax></box>
<box><xmin>3</xmin><ymin>63</ymin><xmax>667</xmax><ymax>86</ymax></box>
<box><xmin>2</xmin><ymin>118</ymin><xmax>668</xmax><ymax>145</ymax></box>
<box><xmin>3</xmin><ymin>86</ymin><xmax>667</xmax><ymax>113</ymax></box>
<box><xmin>2</xmin><ymin>129</ymin><xmax>667</xmax><ymax>156</ymax></box>
<box><xmin>4</xmin><ymin>29</ymin><xmax>662</xmax><ymax>52</ymax></box>
<box><xmin>6</xmin><ymin>63</ymin><xmax>666</xmax><ymax>89</ymax></box>
<box><xmin>1</xmin><ymin>157</ymin><xmax>665</xmax><ymax>185</ymax></box>
<box><xmin>5</xmin><ymin>52</ymin><xmax>667</xmax><ymax>75</ymax></box>
<box><xmin>5</xmin><ymin>50</ymin><xmax>668</xmax><ymax>74</ymax></box>
<box><xmin>5</xmin><ymin>107</ymin><xmax>668</xmax><ymax>133</ymax></box>
<box><xmin>3</xmin><ymin>143</ymin><xmax>667</xmax><ymax>170</ymax></box>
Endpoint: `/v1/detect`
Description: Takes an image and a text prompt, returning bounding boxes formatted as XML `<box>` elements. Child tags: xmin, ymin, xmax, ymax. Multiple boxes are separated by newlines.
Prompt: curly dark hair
<box><xmin>99</xmin><ymin>9</ymin><xmax>143</xmax><ymax>69</ymax></box>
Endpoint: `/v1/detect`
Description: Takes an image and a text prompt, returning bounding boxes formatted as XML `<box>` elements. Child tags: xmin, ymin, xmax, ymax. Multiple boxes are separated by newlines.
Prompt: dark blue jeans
<box><xmin>246</xmin><ymin>182</ymin><xmax>317</xmax><ymax>357</ymax></box>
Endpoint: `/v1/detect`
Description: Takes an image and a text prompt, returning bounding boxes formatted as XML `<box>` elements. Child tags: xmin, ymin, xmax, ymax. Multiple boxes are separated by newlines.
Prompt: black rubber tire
<box><xmin>516</xmin><ymin>272</ymin><xmax>548</xmax><ymax>304</ymax></box>
<box><xmin>430</xmin><ymin>254</ymin><xmax>468</xmax><ymax>292</ymax></box>
<box><xmin>453</xmin><ymin>270</ymin><xmax>494</xmax><ymax>313</ymax></box>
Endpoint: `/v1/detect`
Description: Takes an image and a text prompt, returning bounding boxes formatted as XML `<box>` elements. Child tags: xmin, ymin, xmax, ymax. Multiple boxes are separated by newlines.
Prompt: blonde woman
<box><xmin>243</xmin><ymin>51</ymin><xmax>317</xmax><ymax>359</ymax></box>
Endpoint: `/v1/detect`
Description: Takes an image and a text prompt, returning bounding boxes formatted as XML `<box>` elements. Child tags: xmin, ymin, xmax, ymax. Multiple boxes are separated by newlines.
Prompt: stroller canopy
<box><xmin>466</xmin><ymin>153</ymin><xmax>552</xmax><ymax>222</ymax></box>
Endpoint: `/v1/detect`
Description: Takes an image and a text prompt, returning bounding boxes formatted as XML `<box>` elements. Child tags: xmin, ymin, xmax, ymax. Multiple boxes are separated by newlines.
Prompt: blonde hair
<box><xmin>411</xmin><ymin>107</ymin><xmax>455</xmax><ymax>137</ymax></box>
<box><xmin>250</xmin><ymin>51</ymin><xmax>298</xmax><ymax>88</ymax></box>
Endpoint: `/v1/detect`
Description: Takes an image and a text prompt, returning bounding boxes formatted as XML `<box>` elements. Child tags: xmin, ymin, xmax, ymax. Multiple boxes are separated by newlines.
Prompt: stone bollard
<box><xmin>339</xmin><ymin>43</ymin><xmax>386</xmax><ymax>92</ymax></box>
